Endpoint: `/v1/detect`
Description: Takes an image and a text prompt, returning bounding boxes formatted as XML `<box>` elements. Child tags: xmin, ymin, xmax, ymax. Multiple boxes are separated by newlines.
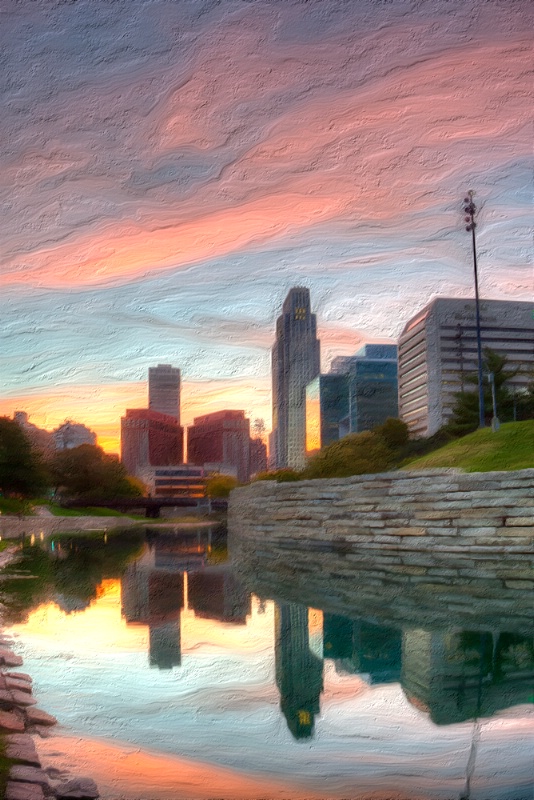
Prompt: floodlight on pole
<box><xmin>463</xmin><ymin>190</ymin><xmax>485</xmax><ymax>429</ymax></box>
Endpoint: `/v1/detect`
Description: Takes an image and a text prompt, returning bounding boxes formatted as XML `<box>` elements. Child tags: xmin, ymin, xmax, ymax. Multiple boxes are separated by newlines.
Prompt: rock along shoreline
<box><xmin>0</xmin><ymin>547</ymin><xmax>100</xmax><ymax>800</ymax></box>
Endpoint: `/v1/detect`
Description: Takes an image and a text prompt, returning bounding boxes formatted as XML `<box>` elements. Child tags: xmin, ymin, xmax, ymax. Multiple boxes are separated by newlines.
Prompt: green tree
<box><xmin>0</xmin><ymin>416</ymin><xmax>48</xmax><ymax>497</ymax></box>
<box><xmin>49</xmin><ymin>444</ymin><xmax>142</xmax><ymax>501</ymax></box>
<box><xmin>448</xmin><ymin>349</ymin><xmax>519</xmax><ymax>434</ymax></box>
<box><xmin>373</xmin><ymin>418</ymin><xmax>410</xmax><ymax>450</ymax></box>
<box><xmin>512</xmin><ymin>368</ymin><xmax>534</xmax><ymax>421</ymax></box>
<box><xmin>254</xmin><ymin>468</ymin><xmax>301</xmax><ymax>482</ymax></box>
<box><xmin>303</xmin><ymin>430</ymin><xmax>393</xmax><ymax>479</ymax></box>
<box><xmin>206</xmin><ymin>474</ymin><xmax>239</xmax><ymax>498</ymax></box>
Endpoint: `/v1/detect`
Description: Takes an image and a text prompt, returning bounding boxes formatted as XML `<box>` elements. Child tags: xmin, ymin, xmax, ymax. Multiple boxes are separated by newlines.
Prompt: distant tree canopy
<box><xmin>255</xmin><ymin>419</ymin><xmax>410</xmax><ymax>482</ymax></box>
<box><xmin>49</xmin><ymin>444</ymin><xmax>142</xmax><ymax>501</ymax></box>
<box><xmin>0</xmin><ymin>417</ymin><xmax>49</xmax><ymax>497</ymax></box>
<box><xmin>303</xmin><ymin>429</ymin><xmax>394</xmax><ymax>480</ymax></box>
<box><xmin>448</xmin><ymin>348</ymin><xmax>524</xmax><ymax>434</ymax></box>
<box><xmin>206</xmin><ymin>474</ymin><xmax>240</xmax><ymax>498</ymax></box>
<box><xmin>254</xmin><ymin>468</ymin><xmax>301</xmax><ymax>483</ymax></box>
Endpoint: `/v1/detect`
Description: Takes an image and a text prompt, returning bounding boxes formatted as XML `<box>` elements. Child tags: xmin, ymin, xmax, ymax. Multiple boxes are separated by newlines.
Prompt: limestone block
<box><xmin>495</xmin><ymin>526</ymin><xmax>534</xmax><ymax>537</ymax></box>
<box><xmin>4</xmin><ymin>734</ymin><xmax>40</xmax><ymax>766</ymax></box>
<box><xmin>505</xmin><ymin>517</ymin><xmax>534</xmax><ymax>526</ymax></box>
<box><xmin>0</xmin><ymin>648</ymin><xmax>23</xmax><ymax>667</ymax></box>
<box><xmin>9</xmin><ymin>765</ymin><xmax>49</xmax><ymax>788</ymax></box>
<box><xmin>5</xmin><ymin>677</ymin><xmax>32</xmax><ymax>694</ymax></box>
<box><xmin>53</xmin><ymin>777</ymin><xmax>99</xmax><ymax>799</ymax></box>
<box><xmin>25</xmin><ymin>707</ymin><xmax>57</xmax><ymax>726</ymax></box>
<box><xmin>505</xmin><ymin>580</ymin><xmax>534</xmax><ymax>589</ymax></box>
<box><xmin>389</xmin><ymin>527</ymin><xmax>426</xmax><ymax>536</ymax></box>
<box><xmin>0</xmin><ymin>709</ymin><xmax>25</xmax><ymax>732</ymax></box>
<box><xmin>5</xmin><ymin>782</ymin><xmax>45</xmax><ymax>800</ymax></box>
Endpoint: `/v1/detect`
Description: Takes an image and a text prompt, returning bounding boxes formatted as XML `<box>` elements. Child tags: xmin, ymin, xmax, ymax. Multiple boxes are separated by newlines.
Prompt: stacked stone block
<box><xmin>229</xmin><ymin>469</ymin><xmax>534</xmax><ymax>631</ymax></box>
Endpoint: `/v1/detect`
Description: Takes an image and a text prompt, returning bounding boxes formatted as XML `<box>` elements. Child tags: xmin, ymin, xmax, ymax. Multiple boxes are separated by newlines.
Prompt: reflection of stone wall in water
<box><xmin>229</xmin><ymin>469</ymin><xmax>534</xmax><ymax>631</ymax></box>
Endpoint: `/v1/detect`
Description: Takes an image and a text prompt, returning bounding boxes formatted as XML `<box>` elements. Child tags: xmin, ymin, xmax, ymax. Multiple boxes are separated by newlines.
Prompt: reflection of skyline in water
<box><xmin>115</xmin><ymin>530</ymin><xmax>533</xmax><ymax>736</ymax></box>
<box><xmin>3</xmin><ymin>527</ymin><xmax>533</xmax><ymax>799</ymax></box>
<box><xmin>120</xmin><ymin>530</ymin><xmax>252</xmax><ymax>669</ymax></box>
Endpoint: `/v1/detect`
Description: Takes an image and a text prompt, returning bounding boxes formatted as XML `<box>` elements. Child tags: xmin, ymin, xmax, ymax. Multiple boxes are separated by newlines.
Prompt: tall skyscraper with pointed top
<box><xmin>272</xmin><ymin>287</ymin><xmax>320</xmax><ymax>469</ymax></box>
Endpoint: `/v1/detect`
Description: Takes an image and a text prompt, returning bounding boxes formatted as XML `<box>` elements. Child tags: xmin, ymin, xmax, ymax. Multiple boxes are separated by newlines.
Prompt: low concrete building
<box><xmin>136</xmin><ymin>465</ymin><xmax>205</xmax><ymax>498</ymax></box>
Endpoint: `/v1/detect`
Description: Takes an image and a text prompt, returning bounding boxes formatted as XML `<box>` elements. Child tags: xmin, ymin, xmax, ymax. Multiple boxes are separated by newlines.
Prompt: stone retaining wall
<box><xmin>228</xmin><ymin>469</ymin><xmax>534</xmax><ymax>630</ymax></box>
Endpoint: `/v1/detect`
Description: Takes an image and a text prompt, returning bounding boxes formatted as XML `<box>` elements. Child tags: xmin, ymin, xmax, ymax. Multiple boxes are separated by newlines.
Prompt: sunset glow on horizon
<box><xmin>1</xmin><ymin>0</ymin><xmax>532</xmax><ymax>451</ymax></box>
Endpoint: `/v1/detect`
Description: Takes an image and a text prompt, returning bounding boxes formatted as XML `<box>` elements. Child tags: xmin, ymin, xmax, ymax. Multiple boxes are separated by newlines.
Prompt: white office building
<box><xmin>398</xmin><ymin>298</ymin><xmax>534</xmax><ymax>436</ymax></box>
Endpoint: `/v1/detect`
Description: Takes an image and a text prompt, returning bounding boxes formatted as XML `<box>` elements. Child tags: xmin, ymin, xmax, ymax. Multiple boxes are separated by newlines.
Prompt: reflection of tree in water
<box><xmin>0</xmin><ymin>530</ymin><xmax>144</xmax><ymax>624</ymax></box>
<box><xmin>447</xmin><ymin>630</ymin><xmax>534</xmax><ymax>681</ymax></box>
<box><xmin>402</xmin><ymin>628</ymin><xmax>534</xmax><ymax>726</ymax></box>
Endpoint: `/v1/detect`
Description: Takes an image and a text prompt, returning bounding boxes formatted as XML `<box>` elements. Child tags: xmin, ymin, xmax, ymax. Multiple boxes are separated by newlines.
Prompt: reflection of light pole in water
<box><xmin>463</xmin><ymin>191</ymin><xmax>485</xmax><ymax>428</ymax></box>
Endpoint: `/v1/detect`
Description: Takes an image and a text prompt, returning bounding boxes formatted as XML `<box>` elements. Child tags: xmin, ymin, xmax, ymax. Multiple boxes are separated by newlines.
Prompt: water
<box><xmin>1</xmin><ymin>526</ymin><xmax>532</xmax><ymax>800</ymax></box>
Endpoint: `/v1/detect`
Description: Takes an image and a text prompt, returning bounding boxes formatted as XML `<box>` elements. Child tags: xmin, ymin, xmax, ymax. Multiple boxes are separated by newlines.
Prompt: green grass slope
<box><xmin>402</xmin><ymin>420</ymin><xmax>534</xmax><ymax>473</ymax></box>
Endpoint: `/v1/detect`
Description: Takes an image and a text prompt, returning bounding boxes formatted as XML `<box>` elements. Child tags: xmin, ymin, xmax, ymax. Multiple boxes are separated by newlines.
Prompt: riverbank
<box><xmin>0</xmin><ymin>546</ymin><xmax>99</xmax><ymax>800</ymax></box>
<box><xmin>0</xmin><ymin>515</ymin><xmax>221</xmax><ymax>540</ymax></box>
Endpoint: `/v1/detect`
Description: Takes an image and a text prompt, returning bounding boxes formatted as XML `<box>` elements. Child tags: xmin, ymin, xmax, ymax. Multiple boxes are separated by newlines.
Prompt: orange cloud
<box><xmin>0</xmin><ymin>377</ymin><xmax>272</xmax><ymax>456</ymax></box>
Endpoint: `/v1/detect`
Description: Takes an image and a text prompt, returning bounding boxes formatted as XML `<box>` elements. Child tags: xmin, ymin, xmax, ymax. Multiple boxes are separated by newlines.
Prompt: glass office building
<box><xmin>305</xmin><ymin>344</ymin><xmax>398</xmax><ymax>454</ymax></box>
<box><xmin>305</xmin><ymin>374</ymin><xmax>349</xmax><ymax>454</ymax></box>
<box><xmin>347</xmin><ymin>348</ymin><xmax>399</xmax><ymax>434</ymax></box>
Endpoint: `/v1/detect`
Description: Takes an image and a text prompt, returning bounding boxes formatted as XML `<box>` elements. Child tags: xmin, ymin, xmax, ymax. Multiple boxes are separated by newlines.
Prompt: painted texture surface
<box><xmin>1</xmin><ymin>0</ymin><xmax>532</xmax><ymax>451</ymax></box>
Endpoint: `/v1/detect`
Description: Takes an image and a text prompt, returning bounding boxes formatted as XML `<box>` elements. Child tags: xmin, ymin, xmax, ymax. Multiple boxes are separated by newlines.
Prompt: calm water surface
<box><xmin>1</xmin><ymin>526</ymin><xmax>532</xmax><ymax>800</ymax></box>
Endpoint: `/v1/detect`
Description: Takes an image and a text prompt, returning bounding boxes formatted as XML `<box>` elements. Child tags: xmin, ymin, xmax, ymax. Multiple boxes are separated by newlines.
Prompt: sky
<box><xmin>1</xmin><ymin>0</ymin><xmax>532</xmax><ymax>453</ymax></box>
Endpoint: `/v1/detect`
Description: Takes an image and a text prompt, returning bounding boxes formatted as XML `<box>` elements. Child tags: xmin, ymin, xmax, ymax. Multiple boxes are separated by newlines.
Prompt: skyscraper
<box><xmin>148</xmin><ymin>364</ymin><xmax>181</xmax><ymax>422</ymax></box>
<box><xmin>272</xmin><ymin>287</ymin><xmax>320</xmax><ymax>469</ymax></box>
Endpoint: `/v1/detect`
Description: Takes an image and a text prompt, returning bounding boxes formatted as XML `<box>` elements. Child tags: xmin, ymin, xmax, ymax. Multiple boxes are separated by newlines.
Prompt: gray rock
<box><xmin>0</xmin><ymin>709</ymin><xmax>25</xmax><ymax>732</ymax></box>
<box><xmin>5</xmin><ymin>672</ymin><xmax>33</xmax><ymax>683</ymax></box>
<box><xmin>53</xmin><ymin>777</ymin><xmax>99</xmax><ymax>799</ymax></box>
<box><xmin>24</xmin><ymin>707</ymin><xmax>57</xmax><ymax>726</ymax></box>
<box><xmin>8</xmin><ymin>765</ymin><xmax>49</xmax><ymax>788</ymax></box>
<box><xmin>6</xmin><ymin>677</ymin><xmax>33</xmax><ymax>694</ymax></box>
<box><xmin>0</xmin><ymin>648</ymin><xmax>24</xmax><ymax>667</ymax></box>
<box><xmin>4</xmin><ymin>734</ymin><xmax>40</xmax><ymax>766</ymax></box>
<box><xmin>5</xmin><ymin>782</ymin><xmax>45</xmax><ymax>800</ymax></box>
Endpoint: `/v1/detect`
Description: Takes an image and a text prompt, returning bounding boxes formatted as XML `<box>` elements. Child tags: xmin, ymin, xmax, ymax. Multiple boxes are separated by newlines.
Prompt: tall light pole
<box><xmin>463</xmin><ymin>191</ymin><xmax>485</xmax><ymax>428</ymax></box>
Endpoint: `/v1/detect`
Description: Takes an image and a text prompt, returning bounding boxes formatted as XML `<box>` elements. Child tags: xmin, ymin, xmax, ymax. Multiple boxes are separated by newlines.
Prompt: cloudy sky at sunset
<box><xmin>1</xmin><ymin>0</ymin><xmax>532</xmax><ymax>452</ymax></box>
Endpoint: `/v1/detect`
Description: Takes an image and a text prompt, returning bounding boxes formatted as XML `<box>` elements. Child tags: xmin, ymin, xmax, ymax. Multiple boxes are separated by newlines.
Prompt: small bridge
<box><xmin>61</xmin><ymin>496</ymin><xmax>228</xmax><ymax>518</ymax></box>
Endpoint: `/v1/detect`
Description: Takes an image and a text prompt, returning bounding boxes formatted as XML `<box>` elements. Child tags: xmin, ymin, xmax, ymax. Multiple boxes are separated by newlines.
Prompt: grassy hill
<box><xmin>402</xmin><ymin>420</ymin><xmax>534</xmax><ymax>473</ymax></box>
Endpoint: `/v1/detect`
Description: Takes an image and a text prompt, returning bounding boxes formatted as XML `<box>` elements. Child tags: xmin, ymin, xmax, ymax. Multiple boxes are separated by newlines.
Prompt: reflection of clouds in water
<box><xmin>8</xmin><ymin>583</ymin><xmax>534</xmax><ymax>798</ymax></box>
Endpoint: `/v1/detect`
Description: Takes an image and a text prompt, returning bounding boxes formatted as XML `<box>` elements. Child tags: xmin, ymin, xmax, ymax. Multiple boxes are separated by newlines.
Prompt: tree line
<box><xmin>0</xmin><ymin>418</ymin><xmax>141</xmax><ymax>501</ymax></box>
<box><xmin>2</xmin><ymin>348</ymin><xmax>532</xmax><ymax>500</ymax></box>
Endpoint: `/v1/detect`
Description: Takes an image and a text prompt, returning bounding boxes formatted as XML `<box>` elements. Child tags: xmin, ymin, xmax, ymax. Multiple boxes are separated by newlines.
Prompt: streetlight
<box><xmin>463</xmin><ymin>191</ymin><xmax>485</xmax><ymax>428</ymax></box>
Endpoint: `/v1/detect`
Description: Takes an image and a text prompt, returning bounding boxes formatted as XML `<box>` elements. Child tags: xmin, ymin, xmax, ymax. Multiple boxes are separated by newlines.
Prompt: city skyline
<box><xmin>1</xmin><ymin>0</ymin><xmax>532</xmax><ymax>453</ymax></box>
